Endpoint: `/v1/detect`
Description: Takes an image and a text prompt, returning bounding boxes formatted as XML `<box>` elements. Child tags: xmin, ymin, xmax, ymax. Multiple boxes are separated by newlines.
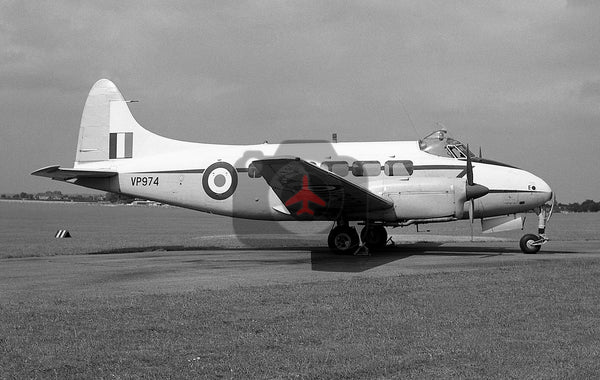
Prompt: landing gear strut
<box><xmin>520</xmin><ymin>200</ymin><xmax>553</xmax><ymax>254</ymax></box>
<box><xmin>328</xmin><ymin>223</ymin><xmax>359</xmax><ymax>254</ymax></box>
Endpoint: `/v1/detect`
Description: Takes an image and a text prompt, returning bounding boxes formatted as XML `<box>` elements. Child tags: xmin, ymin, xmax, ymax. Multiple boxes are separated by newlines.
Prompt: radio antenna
<box><xmin>399</xmin><ymin>99</ymin><xmax>420</xmax><ymax>139</ymax></box>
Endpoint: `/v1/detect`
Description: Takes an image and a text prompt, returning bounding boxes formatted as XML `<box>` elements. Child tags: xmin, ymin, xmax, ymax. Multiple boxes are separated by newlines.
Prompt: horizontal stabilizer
<box><xmin>31</xmin><ymin>165</ymin><xmax>117</xmax><ymax>181</ymax></box>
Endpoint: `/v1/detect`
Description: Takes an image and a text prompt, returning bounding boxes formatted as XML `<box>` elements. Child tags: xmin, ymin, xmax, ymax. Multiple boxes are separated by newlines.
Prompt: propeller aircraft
<box><xmin>32</xmin><ymin>79</ymin><xmax>554</xmax><ymax>254</ymax></box>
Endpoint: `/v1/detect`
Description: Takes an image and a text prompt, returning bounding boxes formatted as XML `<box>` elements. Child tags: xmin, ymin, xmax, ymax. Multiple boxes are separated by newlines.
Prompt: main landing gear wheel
<box><xmin>328</xmin><ymin>226</ymin><xmax>359</xmax><ymax>254</ymax></box>
<box><xmin>520</xmin><ymin>234</ymin><xmax>541</xmax><ymax>254</ymax></box>
<box><xmin>360</xmin><ymin>225</ymin><xmax>388</xmax><ymax>250</ymax></box>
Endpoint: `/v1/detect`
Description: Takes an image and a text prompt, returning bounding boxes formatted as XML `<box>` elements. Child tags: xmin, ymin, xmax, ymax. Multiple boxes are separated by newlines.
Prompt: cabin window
<box><xmin>321</xmin><ymin>161</ymin><xmax>349</xmax><ymax>177</ymax></box>
<box><xmin>248</xmin><ymin>162</ymin><xmax>261</xmax><ymax>178</ymax></box>
<box><xmin>384</xmin><ymin>160</ymin><xmax>413</xmax><ymax>176</ymax></box>
<box><xmin>351</xmin><ymin>161</ymin><xmax>381</xmax><ymax>177</ymax></box>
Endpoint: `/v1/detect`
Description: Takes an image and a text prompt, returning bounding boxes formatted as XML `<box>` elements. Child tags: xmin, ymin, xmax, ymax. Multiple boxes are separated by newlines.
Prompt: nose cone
<box><xmin>536</xmin><ymin>177</ymin><xmax>553</xmax><ymax>202</ymax></box>
<box><xmin>528</xmin><ymin>173</ymin><xmax>553</xmax><ymax>205</ymax></box>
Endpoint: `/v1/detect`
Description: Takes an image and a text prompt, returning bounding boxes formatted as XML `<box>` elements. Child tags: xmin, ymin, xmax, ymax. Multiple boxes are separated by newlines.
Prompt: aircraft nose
<box><xmin>533</xmin><ymin>175</ymin><xmax>553</xmax><ymax>203</ymax></box>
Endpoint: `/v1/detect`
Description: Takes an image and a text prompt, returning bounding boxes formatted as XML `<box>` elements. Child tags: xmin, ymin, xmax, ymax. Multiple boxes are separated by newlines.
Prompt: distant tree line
<box><xmin>0</xmin><ymin>191</ymin><xmax>83</xmax><ymax>201</ymax></box>
<box><xmin>103</xmin><ymin>192</ymin><xmax>136</xmax><ymax>204</ymax></box>
<box><xmin>556</xmin><ymin>200</ymin><xmax>600</xmax><ymax>213</ymax></box>
<box><xmin>0</xmin><ymin>191</ymin><xmax>134</xmax><ymax>204</ymax></box>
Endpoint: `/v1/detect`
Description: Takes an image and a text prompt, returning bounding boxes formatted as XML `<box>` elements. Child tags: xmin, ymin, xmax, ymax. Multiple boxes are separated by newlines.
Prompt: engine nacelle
<box><xmin>375</xmin><ymin>178</ymin><xmax>467</xmax><ymax>220</ymax></box>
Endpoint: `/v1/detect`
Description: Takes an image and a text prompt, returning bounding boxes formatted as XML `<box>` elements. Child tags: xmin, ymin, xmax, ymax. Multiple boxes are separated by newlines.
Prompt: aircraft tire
<box><xmin>519</xmin><ymin>234</ymin><xmax>541</xmax><ymax>254</ymax></box>
<box><xmin>360</xmin><ymin>225</ymin><xmax>388</xmax><ymax>250</ymax></box>
<box><xmin>328</xmin><ymin>226</ymin><xmax>359</xmax><ymax>254</ymax></box>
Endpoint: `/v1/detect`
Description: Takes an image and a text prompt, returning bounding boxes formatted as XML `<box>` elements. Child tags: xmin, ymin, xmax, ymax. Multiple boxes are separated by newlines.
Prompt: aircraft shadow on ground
<box><xmin>87</xmin><ymin>243</ymin><xmax>575</xmax><ymax>274</ymax></box>
<box><xmin>309</xmin><ymin>243</ymin><xmax>518</xmax><ymax>273</ymax></box>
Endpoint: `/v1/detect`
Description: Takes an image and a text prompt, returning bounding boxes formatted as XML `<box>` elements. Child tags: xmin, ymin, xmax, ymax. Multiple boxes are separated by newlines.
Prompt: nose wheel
<box><xmin>519</xmin><ymin>234</ymin><xmax>542</xmax><ymax>254</ymax></box>
<box><xmin>519</xmin><ymin>199</ymin><xmax>553</xmax><ymax>254</ymax></box>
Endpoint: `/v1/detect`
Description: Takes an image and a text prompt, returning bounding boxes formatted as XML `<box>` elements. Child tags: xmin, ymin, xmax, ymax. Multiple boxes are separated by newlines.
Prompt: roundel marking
<box><xmin>202</xmin><ymin>162</ymin><xmax>238</xmax><ymax>200</ymax></box>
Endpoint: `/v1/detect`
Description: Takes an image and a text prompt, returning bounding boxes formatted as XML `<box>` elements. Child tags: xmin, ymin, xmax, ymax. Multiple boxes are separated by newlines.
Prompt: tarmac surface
<box><xmin>2</xmin><ymin>238</ymin><xmax>599</xmax><ymax>302</ymax></box>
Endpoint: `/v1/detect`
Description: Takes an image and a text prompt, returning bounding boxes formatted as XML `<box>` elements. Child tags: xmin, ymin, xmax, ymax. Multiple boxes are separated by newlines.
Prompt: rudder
<box><xmin>75</xmin><ymin>79</ymin><xmax>142</xmax><ymax>163</ymax></box>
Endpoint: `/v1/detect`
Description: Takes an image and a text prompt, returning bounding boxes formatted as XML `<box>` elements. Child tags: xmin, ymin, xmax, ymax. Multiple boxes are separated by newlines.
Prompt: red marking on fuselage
<box><xmin>285</xmin><ymin>175</ymin><xmax>326</xmax><ymax>215</ymax></box>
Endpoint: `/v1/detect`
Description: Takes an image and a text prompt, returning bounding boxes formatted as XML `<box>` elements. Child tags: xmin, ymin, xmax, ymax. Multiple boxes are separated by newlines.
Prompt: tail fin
<box><xmin>75</xmin><ymin>79</ymin><xmax>151</xmax><ymax>163</ymax></box>
<box><xmin>75</xmin><ymin>79</ymin><xmax>193</xmax><ymax>167</ymax></box>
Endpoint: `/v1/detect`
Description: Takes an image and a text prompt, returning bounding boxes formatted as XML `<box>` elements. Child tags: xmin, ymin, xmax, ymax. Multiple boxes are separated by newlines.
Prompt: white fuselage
<box><xmin>73</xmin><ymin>138</ymin><xmax>552</xmax><ymax>222</ymax></box>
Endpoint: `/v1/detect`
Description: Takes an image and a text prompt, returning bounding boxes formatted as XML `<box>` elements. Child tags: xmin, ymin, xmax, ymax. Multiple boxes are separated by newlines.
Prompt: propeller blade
<box><xmin>466</xmin><ymin>144</ymin><xmax>473</xmax><ymax>186</ymax></box>
<box><xmin>465</xmin><ymin>144</ymin><xmax>481</xmax><ymax>242</ymax></box>
<box><xmin>469</xmin><ymin>199</ymin><xmax>474</xmax><ymax>223</ymax></box>
<box><xmin>464</xmin><ymin>143</ymin><xmax>490</xmax><ymax>200</ymax></box>
<box><xmin>469</xmin><ymin>199</ymin><xmax>474</xmax><ymax>242</ymax></box>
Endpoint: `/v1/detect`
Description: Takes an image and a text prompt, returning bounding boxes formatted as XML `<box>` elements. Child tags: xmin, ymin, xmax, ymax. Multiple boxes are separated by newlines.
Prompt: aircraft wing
<box><xmin>31</xmin><ymin>165</ymin><xmax>117</xmax><ymax>181</ymax></box>
<box><xmin>252</xmin><ymin>158</ymin><xmax>393</xmax><ymax>220</ymax></box>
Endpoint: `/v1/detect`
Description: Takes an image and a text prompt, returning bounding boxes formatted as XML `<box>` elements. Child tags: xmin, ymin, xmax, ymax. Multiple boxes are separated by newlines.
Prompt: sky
<box><xmin>1</xmin><ymin>1</ymin><xmax>599</xmax><ymax>203</ymax></box>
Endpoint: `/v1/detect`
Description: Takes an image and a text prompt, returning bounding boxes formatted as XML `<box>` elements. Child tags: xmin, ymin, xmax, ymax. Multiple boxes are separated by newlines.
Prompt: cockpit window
<box><xmin>419</xmin><ymin>129</ymin><xmax>474</xmax><ymax>159</ymax></box>
<box><xmin>446</xmin><ymin>145</ymin><xmax>464</xmax><ymax>159</ymax></box>
<box><xmin>446</xmin><ymin>143</ymin><xmax>472</xmax><ymax>159</ymax></box>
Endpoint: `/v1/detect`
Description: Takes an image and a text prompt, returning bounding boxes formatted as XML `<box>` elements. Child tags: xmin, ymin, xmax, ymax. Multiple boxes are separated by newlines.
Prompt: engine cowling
<box><xmin>375</xmin><ymin>178</ymin><xmax>468</xmax><ymax>220</ymax></box>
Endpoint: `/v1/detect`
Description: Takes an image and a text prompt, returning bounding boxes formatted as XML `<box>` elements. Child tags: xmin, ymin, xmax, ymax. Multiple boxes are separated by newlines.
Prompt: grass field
<box><xmin>2</xmin><ymin>201</ymin><xmax>600</xmax><ymax>378</ymax></box>
<box><xmin>2</xmin><ymin>257</ymin><xmax>600</xmax><ymax>379</ymax></box>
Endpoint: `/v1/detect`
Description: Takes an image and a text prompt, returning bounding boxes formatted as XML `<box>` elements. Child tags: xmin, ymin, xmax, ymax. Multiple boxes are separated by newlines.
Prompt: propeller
<box><xmin>464</xmin><ymin>144</ymin><xmax>489</xmax><ymax>241</ymax></box>
<box><xmin>469</xmin><ymin>199</ymin><xmax>474</xmax><ymax>241</ymax></box>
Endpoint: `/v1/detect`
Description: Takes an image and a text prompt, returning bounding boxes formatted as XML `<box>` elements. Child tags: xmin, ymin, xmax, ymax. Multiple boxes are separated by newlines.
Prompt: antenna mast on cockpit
<box><xmin>399</xmin><ymin>98</ymin><xmax>420</xmax><ymax>139</ymax></box>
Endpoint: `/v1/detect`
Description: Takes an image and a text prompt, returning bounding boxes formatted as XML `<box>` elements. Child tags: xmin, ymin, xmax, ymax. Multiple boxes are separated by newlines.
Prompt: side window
<box><xmin>321</xmin><ymin>161</ymin><xmax>349</xmax><ymax>177</ymax></box>
<box><xmin>248</xmin><ymin>162</ymin><xmax>261</xmax><ymax>178</ymax></box>
<box><xmin>351</xmin><ymin>161</ymin><xmax>381</xmax><ymax>177</ymax></box>
<box><xmin>384</xmin><ymin>160</ymin><xmax>413</xmax><ymax>176</ymax></box>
